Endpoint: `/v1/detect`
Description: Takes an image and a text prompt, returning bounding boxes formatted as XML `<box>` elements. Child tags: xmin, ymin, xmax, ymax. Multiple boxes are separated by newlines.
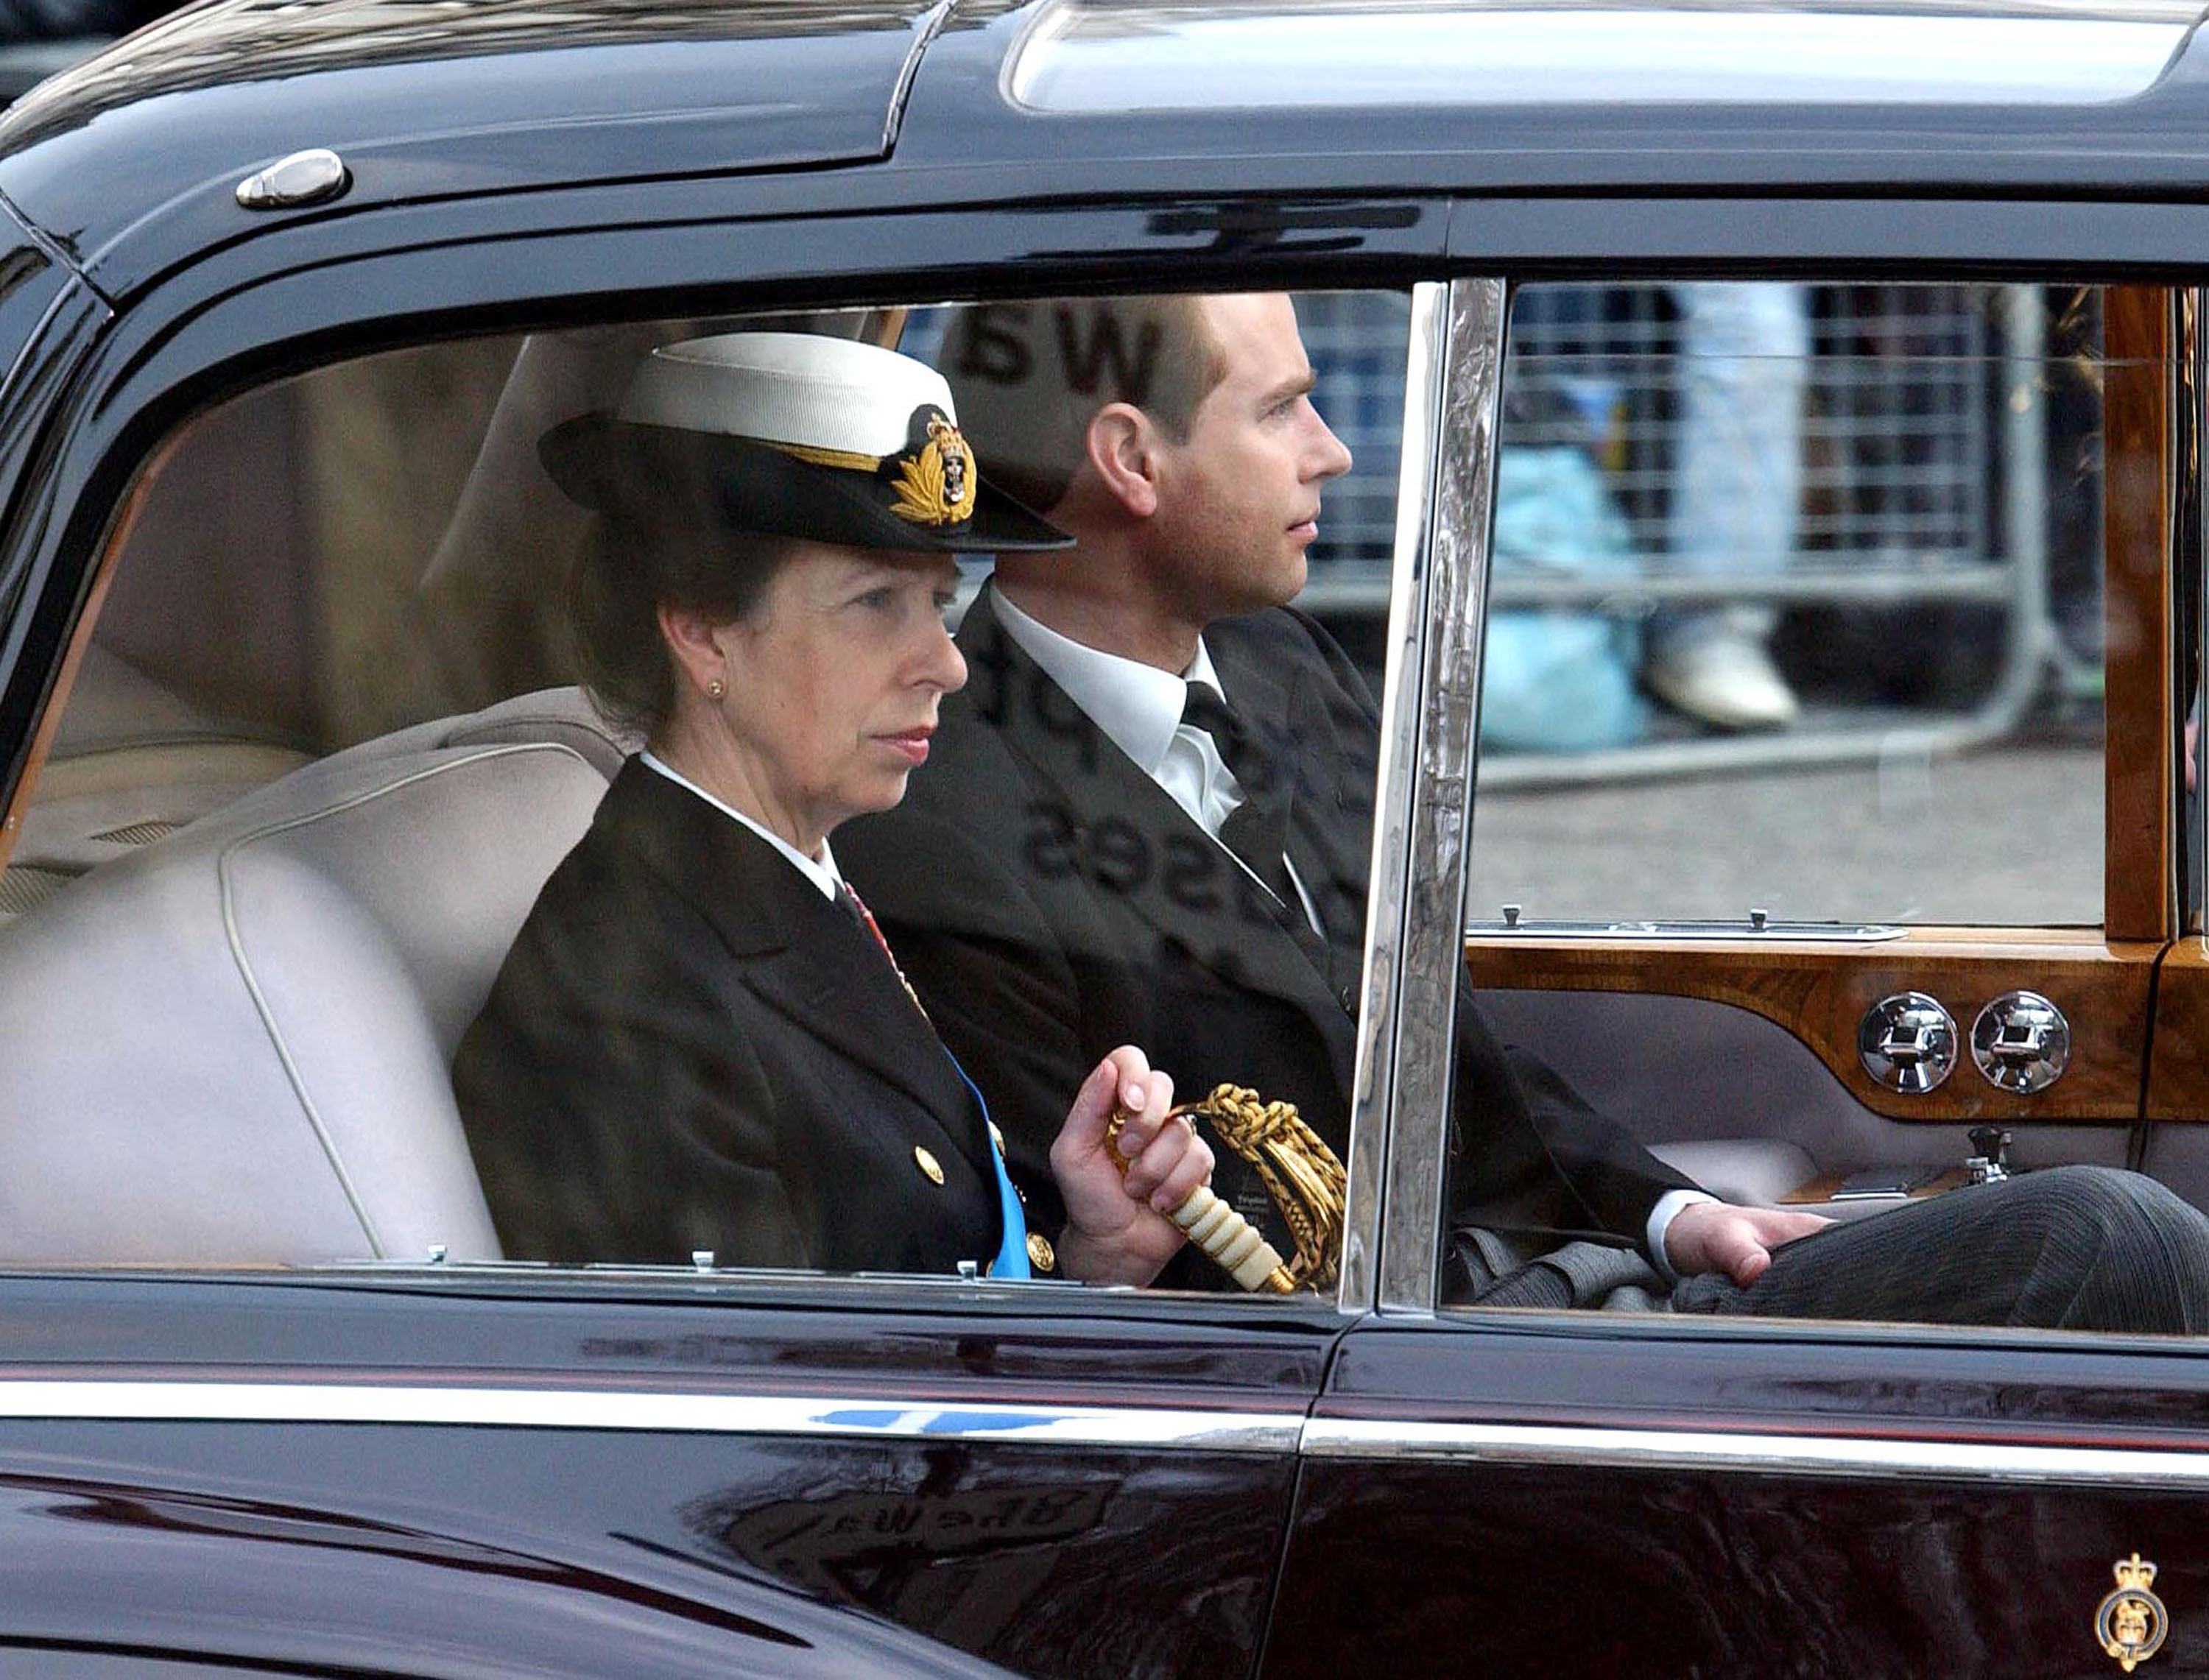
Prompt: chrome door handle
<box><xmin>1971</xmin><ymin>991</ymin><xmax>2069</xmax><ymax>1093</ymax></box>
<box><xmin>1859</xmin><ymin>992</ymin><xmax>1959</xmax><ymax>1093</ymax></box>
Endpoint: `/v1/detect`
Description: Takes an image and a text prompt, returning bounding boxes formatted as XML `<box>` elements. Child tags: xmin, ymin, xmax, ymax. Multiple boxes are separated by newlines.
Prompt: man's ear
<box><xmin>1084</xmin><ymin>402</ymin><xmax>1160</xmax><ymax>519</ymax></box>
<box><xmin>657</xmin><ymin>601</ymin><xmax>730</xmax><ymax>698</ymax></box>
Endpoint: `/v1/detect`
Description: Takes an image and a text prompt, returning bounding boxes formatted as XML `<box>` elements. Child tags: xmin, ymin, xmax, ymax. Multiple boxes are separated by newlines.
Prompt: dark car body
<box><xmin>0</xmin><ymin>2</ymin><xmax>2205</xmax><ymax>1677</ymax></box>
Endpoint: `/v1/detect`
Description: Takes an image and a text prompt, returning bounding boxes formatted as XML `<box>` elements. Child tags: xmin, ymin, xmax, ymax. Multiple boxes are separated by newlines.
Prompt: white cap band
<box><xmin>617</xmin><ymin>331</ymin><xmax>960</xmax><ymax>459</ymax></box>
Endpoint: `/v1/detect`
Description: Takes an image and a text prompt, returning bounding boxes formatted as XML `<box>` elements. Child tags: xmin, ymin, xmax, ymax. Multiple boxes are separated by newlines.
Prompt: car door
<box><xmin>1260</xmin><ymin>264</ymin><xmax>2209</xmax><ymax>1679</ymax></box>
<box><xmin>0</xmin><ymin>1277</ymin><xmax>1329</xmax><ymax>1679</ymax></box>
<box><xmin>0</xmin><ymin>170</ymin><xmax>1468</xmax><ymax>1678</ymax></box>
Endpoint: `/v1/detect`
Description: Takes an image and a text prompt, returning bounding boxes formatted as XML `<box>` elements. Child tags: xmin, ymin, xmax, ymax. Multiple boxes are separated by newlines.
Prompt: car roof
<box><xmin>891</xmin><ymin>0</ymin><xmax>2209</xmax><ymax>197</ymax></box>
<box><xmin>4</xmin><ymin>0</ymin><xmax>2209</xmax><ymax>294</ymax></box>
<box><xmin>0</xmin><ymin>0</ymin><xmax>945</xmax><ymax>281</ymax></box>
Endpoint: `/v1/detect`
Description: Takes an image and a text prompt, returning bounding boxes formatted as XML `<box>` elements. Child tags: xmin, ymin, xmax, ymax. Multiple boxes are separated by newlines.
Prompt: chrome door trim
<box><xmin>1373</xmin><ymin>275</ymin><xmax>1508</xmax><ymax>1316</ymax></box>
<box><xmin>0</xmin><ymin>1380</ymin><xmax>1301</xmax><ymax>1452</ymax></box>
<box><xmin>1303</xmin><ymin>1416</ymin><xmax>2209</xmax><ymax>1488</ymax></box>
<box><xmin>2185</xmin><ymin>284</ymin><xmax>2205</xmax><ymax>936</ymax></box>
<box><xmin>1341</xmin><ymin>278</ymin><xmax>1449</xmax><ymax>1316</ymax></box>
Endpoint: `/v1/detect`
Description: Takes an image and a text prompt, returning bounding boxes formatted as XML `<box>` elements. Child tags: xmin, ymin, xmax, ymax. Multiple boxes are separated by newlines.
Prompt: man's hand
<box><xmin>1049</xmin><ymin>1045</ymin><xmax>1212</xmax><ymax>1286</ymax></box>
<box><xmin>1663</xmin><ymin>1199</ymin><xmax>1831</xmax><ymax>1288</ymax></box>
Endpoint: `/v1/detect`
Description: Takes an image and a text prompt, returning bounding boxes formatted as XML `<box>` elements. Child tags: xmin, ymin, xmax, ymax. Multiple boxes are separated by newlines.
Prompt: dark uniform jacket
<box><xmin>838</xmin><ymin>586</ymin><xmax>1694</xmax><ymax>1278</ymax></box>
<box><xmin>454</xmin><ymin>759</ymin><xmax>1010</xmax><ymax>1272</ymax></box>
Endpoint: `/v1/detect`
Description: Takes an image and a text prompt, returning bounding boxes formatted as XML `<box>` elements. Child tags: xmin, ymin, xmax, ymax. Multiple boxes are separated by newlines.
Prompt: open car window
<box><xmin>1434</xmin><ymin>278</ymin><xmax>2200</xmax><ymax>1330</ymax></box>
<box><xmin>0</xmin><ymin>289</ymin><xmax>1410</xmax><ymax>1287</ymax></box>
<box><xmin>1467</xmin><ymin>281</ymin><xmax>2111</xmax><ymax>930</ymax></box>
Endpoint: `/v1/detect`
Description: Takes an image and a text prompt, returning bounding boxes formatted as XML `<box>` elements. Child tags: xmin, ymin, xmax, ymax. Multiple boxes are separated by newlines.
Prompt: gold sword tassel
<box><xmin>1106</xmin><ymin>1083</ymin><xmax>1347</xmax><ymax>1294</ymax></box>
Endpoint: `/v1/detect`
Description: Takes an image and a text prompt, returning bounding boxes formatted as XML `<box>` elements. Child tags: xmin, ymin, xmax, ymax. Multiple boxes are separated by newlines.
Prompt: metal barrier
<box><xmin>1300</xmin><ymin>283</ymin><xmax>2076</xmax><ymax>788</ymax></box>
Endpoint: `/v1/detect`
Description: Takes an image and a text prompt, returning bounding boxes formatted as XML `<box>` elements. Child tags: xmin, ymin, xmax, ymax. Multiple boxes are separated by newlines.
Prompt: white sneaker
<box><xmin>1644</xmin><ymin>634</ymin><xmax>1800</xmax><ymax>730</ymax></box>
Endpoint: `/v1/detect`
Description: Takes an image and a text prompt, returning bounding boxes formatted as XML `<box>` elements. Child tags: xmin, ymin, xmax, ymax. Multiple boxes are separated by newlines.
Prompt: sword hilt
<box><xmin>1106</xmin><ymin>1104</ymin><xmax>1294</xmax><ymax>1293</ymax></box>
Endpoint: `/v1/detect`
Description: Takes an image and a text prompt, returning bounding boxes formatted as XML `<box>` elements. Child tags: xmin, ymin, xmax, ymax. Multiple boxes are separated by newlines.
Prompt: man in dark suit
<box><xmin>841</xmin><ymin>293</ymin><xmax>2209</xmax><ymax>1326</ymax></box>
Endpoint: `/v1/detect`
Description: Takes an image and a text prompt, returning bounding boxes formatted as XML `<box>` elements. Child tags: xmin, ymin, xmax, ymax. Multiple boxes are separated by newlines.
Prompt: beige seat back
<box><xmin>0</xmin><ymin>689</ymin><xmax>624</xmax><ymax>1264</ymax></box>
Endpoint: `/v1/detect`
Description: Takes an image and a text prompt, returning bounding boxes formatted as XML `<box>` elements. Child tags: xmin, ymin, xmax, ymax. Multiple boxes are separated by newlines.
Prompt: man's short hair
<box><xmin>940</xmin><ymin>296</ymin><xmax>1227</xmax><ymax>513</ymax></box>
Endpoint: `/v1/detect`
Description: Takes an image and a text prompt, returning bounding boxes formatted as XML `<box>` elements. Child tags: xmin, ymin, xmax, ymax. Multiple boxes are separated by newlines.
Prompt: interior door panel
<box><xmin>1466</xmin><ymin>935</ymin><xmax>2157</xmax><ymax>1123</ymax></box>
<box><xmin>1471</xmin><ymin>983</ymin><xmax>2133</xmax><ymax>1201</ymax></box>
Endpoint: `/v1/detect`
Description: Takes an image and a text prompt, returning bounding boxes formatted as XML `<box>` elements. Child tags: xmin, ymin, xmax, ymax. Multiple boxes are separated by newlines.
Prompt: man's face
<box><xmin>1144</xmin><ymin>293</ymin><xmax>1353</xmax><ymax>619</ymax></box>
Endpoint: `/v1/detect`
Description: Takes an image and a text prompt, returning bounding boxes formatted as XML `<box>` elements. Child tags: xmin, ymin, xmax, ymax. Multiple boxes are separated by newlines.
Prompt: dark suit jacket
<box><xmin>453</xmin><ymin>759</ymin><xmax>1011</xmax><ymax>1272</ymax></box>
<box><xmin>837</xmin><ymin>587</ymin><xmax>1694</xmax><ymax>1277</ymax></box>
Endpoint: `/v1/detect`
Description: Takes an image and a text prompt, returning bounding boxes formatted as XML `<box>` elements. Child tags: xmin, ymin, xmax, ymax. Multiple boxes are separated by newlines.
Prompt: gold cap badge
<box><xmin>889</xmin><ymin>409</ymin><xmax>975</xmax><ymax>529</ymax></box>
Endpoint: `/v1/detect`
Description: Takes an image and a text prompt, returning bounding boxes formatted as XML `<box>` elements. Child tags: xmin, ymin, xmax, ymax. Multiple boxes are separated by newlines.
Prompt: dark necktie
<box><xmin>1180</xmin><ymin>682</ymin><xmax>1293</xmax><ymax>907</ymax></box>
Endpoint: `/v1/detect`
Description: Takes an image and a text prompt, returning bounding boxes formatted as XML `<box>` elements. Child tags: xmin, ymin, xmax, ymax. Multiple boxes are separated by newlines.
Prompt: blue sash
<box><xmin>948</xmin><ymin>1053</ymin><xmax>1030</xmax><ymax>1280</ymax></box>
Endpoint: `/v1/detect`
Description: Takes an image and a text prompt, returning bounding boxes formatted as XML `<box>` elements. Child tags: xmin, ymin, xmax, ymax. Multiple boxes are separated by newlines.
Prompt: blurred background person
<box><xmin>1641</xmin><ymin>281</ymin><xmax>1809</xmax><ymax>730</ymax></box>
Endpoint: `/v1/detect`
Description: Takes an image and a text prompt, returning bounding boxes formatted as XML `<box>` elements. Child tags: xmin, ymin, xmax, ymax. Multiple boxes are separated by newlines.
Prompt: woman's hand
<box><xmin>1049</xmin><ymin>1045</ymin><xmax>1212</xmax><ymax>1286</ymax></box>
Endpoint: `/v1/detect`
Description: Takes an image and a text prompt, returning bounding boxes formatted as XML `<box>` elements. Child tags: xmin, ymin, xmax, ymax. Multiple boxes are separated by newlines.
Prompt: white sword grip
<box><xmin>1167</xmin><ymin>1183</ymin><xmax>1289</xmax><ymax>1293</ymax></box>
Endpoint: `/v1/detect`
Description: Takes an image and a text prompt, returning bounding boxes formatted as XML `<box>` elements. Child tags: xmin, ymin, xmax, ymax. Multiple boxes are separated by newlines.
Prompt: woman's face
<box><xmin>688</xmin><ymin>541</ymin><xmax>967</xmax><ymax>850</ymax></box>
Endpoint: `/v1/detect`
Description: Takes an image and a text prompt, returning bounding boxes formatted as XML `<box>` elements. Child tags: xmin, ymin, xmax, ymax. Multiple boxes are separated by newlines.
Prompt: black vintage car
<box><xmin>0</xmin><ymin>0</ymin><xmax>2205</xmax><ymax>1675</ymax></box>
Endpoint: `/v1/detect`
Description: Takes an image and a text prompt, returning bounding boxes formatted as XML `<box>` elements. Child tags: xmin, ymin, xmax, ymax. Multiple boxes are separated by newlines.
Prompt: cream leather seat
<box><xmin>0</xmin><ymin>688</ymin><xmax>627</xmax><ymax>1264</ymax></box>
<box><xmin>1</xmin><ymin>646</ymin><xmax>314</xmax><ymax>921</ymax></box>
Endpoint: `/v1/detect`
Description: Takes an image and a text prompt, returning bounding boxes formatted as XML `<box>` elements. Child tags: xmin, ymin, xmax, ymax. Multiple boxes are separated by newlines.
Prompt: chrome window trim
<box><xmin>1373</xmin><ymin>276</ymin><xmax>1508</xmax><ymax>1316</ymax></box>
<box><xmin>1465</xmin><ymin>917</ymin><xmax>1904</xmax><ymax>944</ymax></box>
<box><xmin>1341</xmin><ymin>278</ymin><xmax>1449</xmax><ymax>1316</ymax></box>
<box><xmin>1303</xmin><ymin>1417</ymin><xmax>2209</xmax><ymax>1489</ymax></box>
<box><xmin>2185</xmin><ymin>285</ymin><xmax>2205</xmax><ymax>936</ymax></box>
<box><xmin>0</xmin><ymin>1380</ymin><xmax>1300</xmax><ymax>1453</ymax></box>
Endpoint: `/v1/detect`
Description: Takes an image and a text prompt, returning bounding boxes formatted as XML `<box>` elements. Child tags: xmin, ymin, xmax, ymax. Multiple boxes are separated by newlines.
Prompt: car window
<box><xmin>0</xmin><ymin>289</ymin><xmax>1409</xmax><ymax>1293</ymax></box>
<box><xmin>1430</xmin><ymin>277</ymin><xmax>2209</xmax><ymax>1333</ymax></box>
<box><xmin>1467</xmin><ymin>280</ymin><xmax>2111</xmax><ymax>929</ymax></box>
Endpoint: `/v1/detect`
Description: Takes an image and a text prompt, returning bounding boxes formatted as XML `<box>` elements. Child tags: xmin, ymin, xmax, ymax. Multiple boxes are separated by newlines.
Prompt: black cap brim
<box><xmin>540</xmin><ymin>414</ymin><xmax>1073</xmax><ymax>554</ymax></box>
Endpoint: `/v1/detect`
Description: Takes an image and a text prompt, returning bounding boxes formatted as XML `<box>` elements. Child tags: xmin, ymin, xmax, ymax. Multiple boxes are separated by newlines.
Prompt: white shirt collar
<box><xmin>991</xmin><ymin>586</ymin><xmax>1226</xmax><ymax>776</ymax></box>
<box><xmin>638</xmin><ymin>750</ymin><xmax>844</xmax><ymax>902</ymax></box>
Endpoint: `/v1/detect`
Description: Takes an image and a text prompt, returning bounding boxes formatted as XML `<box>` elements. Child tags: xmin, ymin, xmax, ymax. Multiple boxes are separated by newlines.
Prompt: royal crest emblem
<box><xmin>888</xmin><ymin>406</ymin><xmax>974</xmax><ymax>529</ymax></box>
<box><xmin>2096</xmin><ymin>1553</ymin><xmax>2169</xmax><ymax>1671</ymax></box>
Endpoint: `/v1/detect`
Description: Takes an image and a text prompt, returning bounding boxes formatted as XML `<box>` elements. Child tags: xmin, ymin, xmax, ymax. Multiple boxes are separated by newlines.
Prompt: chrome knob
<box><xmin>1970</xmin><ymin>991</ymin><xmax>2069</xmax><ymax>1093</ymax></box>
<box><xmin>1859</xmin><ymin>992</ymin><xmax>1958</xmax><ymax>1093</ymax></box>
<box><xmin>236</xmin><ymin>148</ymin><xmax>350</xmax><ymax>211</ymax></box>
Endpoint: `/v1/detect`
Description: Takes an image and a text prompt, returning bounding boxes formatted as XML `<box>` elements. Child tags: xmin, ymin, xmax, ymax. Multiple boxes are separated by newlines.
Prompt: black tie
<box><xmin>1181</xmin><ymin>682</ymin><xmax>1293</xmax><ymax>906</ymax></box>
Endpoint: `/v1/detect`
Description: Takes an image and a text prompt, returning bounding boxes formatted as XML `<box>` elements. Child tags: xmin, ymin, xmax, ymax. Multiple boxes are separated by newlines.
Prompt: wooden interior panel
<box><xmin>0</xmin><ymin>444</ymin><xmax>175</xmax><ymax>878</ymax></box>
<box><xmin>2146</xmin><ymin>936</ymin><xmax>2209</xmax><ymax>1119</ymax></box>
<box><xmin>1780</xmin><ymin>1166</ymin><xmax>1967</xmax><ymax>1205</ymax></box>
<box><xmin>2102</xmin><ymin>285</ymin><xmax>2176</xmax><ymax>945</ymax></box>
<box><xmin>1465</xmin><ymin>931</ymin><xmax>2157</xmax><ymax>1122</ymax></box>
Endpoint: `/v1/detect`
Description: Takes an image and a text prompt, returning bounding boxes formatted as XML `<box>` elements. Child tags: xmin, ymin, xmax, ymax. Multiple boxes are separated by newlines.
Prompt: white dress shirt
<box><xmin>990</xmin><ymin>590</ymin><xmax>1706</xmax><ymax>1274</ymax></box>
<box><xmin>992</xmin><ymin>590</ymin><xmax>1321</xmax><ymax>931</ymax></box>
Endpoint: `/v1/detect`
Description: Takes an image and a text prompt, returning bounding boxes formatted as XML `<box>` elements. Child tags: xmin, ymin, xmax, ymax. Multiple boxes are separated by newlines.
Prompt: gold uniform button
<box><xmin>914</xmin><ymin>1146</ymin><xmax>945</xmax><ymax>1185</ymax></box>
<box><xmin>1026</xmin><ymin>1232</ymin><xmax>1056</xmax><ymax>1273</ymax></box>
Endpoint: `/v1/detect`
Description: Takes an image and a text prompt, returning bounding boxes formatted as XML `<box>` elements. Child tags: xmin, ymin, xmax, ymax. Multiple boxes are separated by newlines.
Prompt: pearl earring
<box><xmin>707</xmin><ymin>677</ymin><xmax>725</xmax><ymax>700</ymax></box>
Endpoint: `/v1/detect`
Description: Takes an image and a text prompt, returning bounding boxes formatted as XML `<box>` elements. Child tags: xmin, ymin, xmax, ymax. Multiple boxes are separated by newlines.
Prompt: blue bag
<box><xmin>1481</xmin><ymin>445</ymin><xmax>1648</xmax><ymax>753</ymax></box>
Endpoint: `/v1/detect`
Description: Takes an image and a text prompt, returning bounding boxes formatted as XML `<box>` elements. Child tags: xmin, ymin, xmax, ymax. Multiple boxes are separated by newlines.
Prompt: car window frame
<box><xmin>1381</xmin><ymin>261</ymin><xmax>2199</xmax><ymax>1318</ymax></box>
<box><xmin>0</xmin><ymin>187</ymin><xmax>1454</xmax><ymax>1320</ymax></box>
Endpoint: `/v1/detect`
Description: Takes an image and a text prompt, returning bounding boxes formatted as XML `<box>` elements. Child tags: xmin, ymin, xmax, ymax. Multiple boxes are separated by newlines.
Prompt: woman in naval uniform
<box><xmin>454</xmin><ymin>331</ymin><xmax>1210</xmax><ymax>1285</ymax></box>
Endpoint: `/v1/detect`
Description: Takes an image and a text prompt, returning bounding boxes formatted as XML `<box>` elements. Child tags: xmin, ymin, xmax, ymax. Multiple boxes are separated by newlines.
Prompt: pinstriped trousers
<box><xmin>1462</xmin><ymin>1168</ymin><xmax>2209</xmax><ymax>1333</ymax></box>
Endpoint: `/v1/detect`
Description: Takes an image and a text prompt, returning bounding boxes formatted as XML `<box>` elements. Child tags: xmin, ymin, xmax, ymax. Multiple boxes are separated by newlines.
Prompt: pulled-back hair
<box><xmin>567</xmin><ymin>508</ymin><xmax>792</xmax><ymax>735</ymax></box>
<box><xmin>940</xmin><ymin>295</ymin><xmax>1227</xmax><ymax>514</ymax></box>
